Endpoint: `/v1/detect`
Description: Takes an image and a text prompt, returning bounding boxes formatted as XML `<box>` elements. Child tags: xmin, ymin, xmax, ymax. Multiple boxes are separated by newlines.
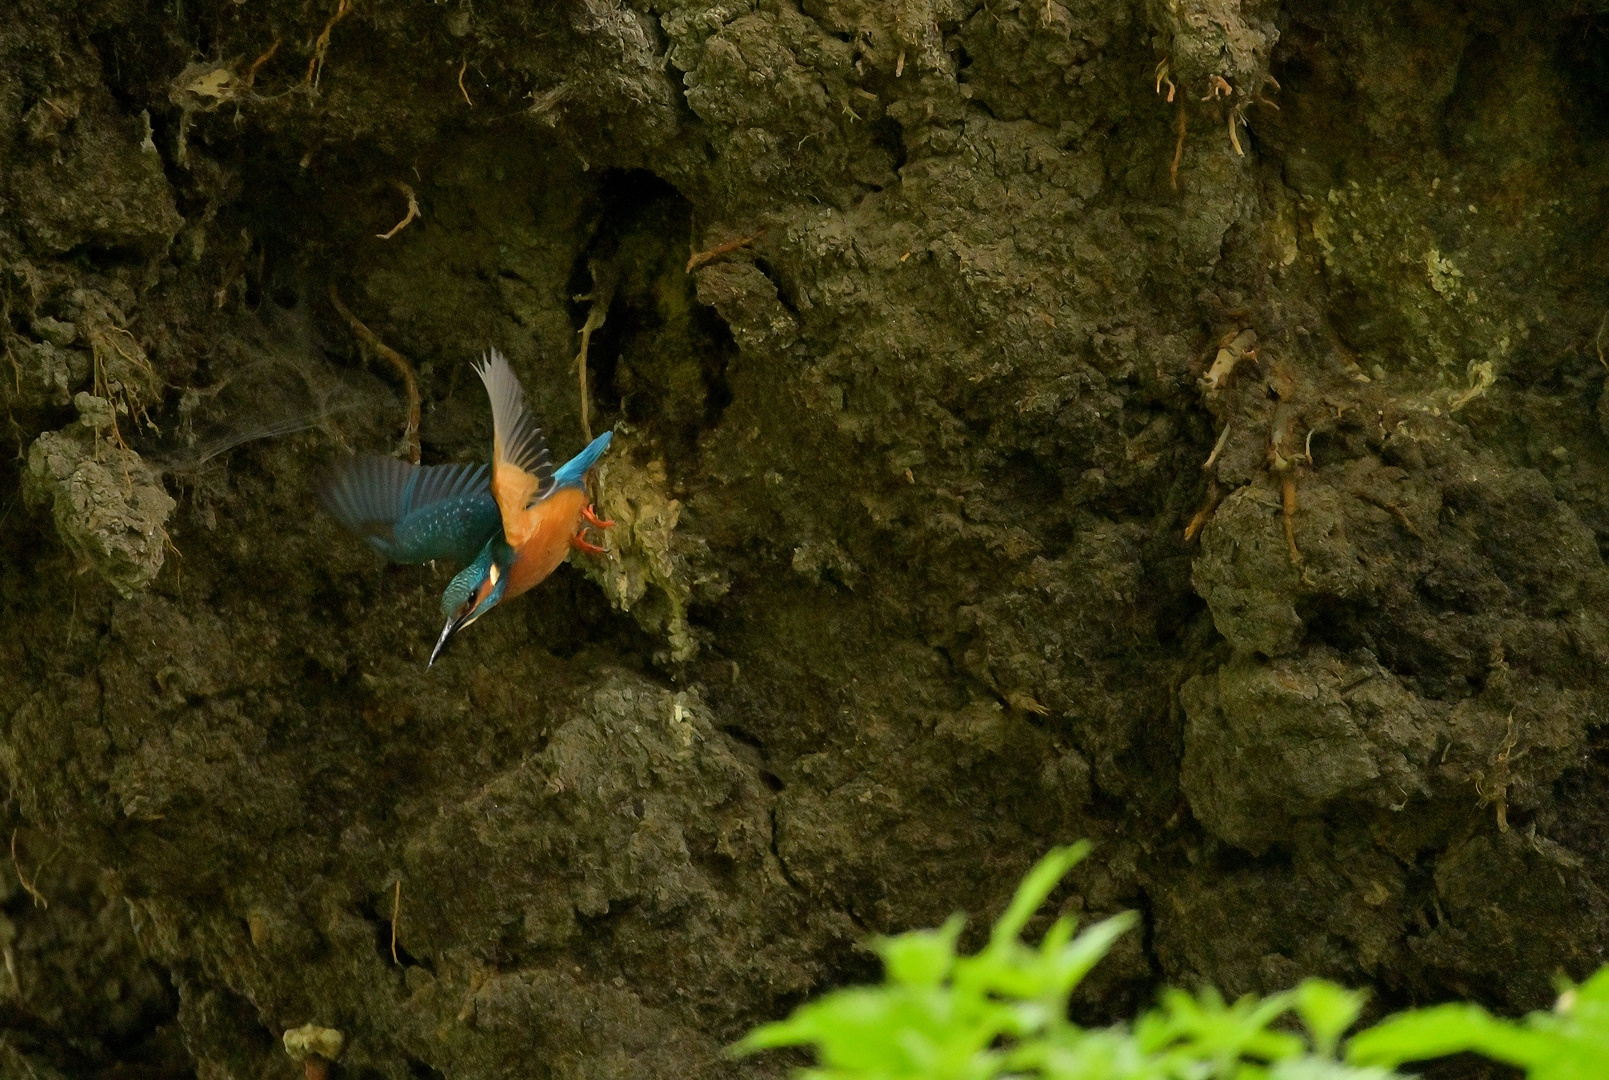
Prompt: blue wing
<box><xmin>321</xmin><ymin>455</ymin><xmax>502</xmax><ymax>566</ymax></box>
<box><xmin>550</xmin><ymin>431</ymin><xmax>613</xmax><ymax>492</ymax></box>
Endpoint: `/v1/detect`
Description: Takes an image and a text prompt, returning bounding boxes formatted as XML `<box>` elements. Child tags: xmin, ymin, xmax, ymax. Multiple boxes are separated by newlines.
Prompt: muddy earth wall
<box><xmin>2</xmin><ymin>0</ymin><xmax>1609</xmax><ymax>1076</ymax></box>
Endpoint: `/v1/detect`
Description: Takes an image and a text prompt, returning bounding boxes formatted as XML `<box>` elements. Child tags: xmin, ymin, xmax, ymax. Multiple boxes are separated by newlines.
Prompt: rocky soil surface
<box><xmin>2</xmin><ymin>0</ymin><xmax>1608</xmax><ymax>1076</ymax></box>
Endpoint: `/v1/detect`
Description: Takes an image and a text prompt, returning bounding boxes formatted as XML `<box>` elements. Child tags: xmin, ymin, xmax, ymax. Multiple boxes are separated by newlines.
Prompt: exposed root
<box><xmin>458</xmin><ymin>59</ymin><xmax>474</xmax><ymax>106</ymax></box>
<box><xmin>573</xmin><ymin>270</ymin><xmax>617</xmax><ymax>441</ymax></box>
<box><xmin>686</xmin><ymin>228</ymin><xmax>766</xmax><ymax>274</ymax></box>
<box><xmin>1200</xmin><ymin>329</ymin><xmax>1257</xmax><ymax>393</ymax></box>
<box><xmin>160</xmin><ymin>522</ymin><xmax>182</xmax><ymax>563</ymax></box>
<box><xmin>1202</xmin><ymin>421</ymin><xmax>1232</xmax><ymax>472</ymax></box>
<box><xmin>375</xmin><ymin>181</ymin><xmax>421</xmax><ymax>240</ymax></box>
<box><xmin>1184</xmin><ymin>479</ymin><xmax>1223</xmax><ymax>542</ymax></box>
<box><xmin>1170</xmin><ymin>97</ymin><xmax>1186</xmax><ymax>190</ymax></box>
<box><xmin>1202</xmin><ymin>74</ymin><xmax>1232</xmax><ymax>101</ymax></box>
<box><xmin>1595</xmin><ymin>308</ymin><xmax>1607</xmax><ymax>369</ymax></box>
<box><xmin>1007</xmin><ymin>691</ymin><xmax>1050</xmax><ymax>715</ymax></box>
<box><xmin>1449</xmin><ymin>359</ymin><xmax>1496</xmax><ymax>412</ymax></box>
<box><xmin>1260</xmin><ymin>385</ymin><xmax>1303</xmax><ymax>563</ymax></box>
<box><xmin>327</xmin><ymin>284</ymin><xmax>421</xmax><ymax>464</ymax></box>
<box><xmin>390</xmin><ymin>878</ymin><xmax>401</xmax><ymax>964</ymax></box>
<box><xmin>1474</xmin><ymin>712</ymin><xmax>1522</xmax><ymax>833</ymax></box>
<box><xmin>86</xmin><ymin>318</ymin><xmax>154</xmax><ymax>487</ymax></box>
<box><xmin>10</xmin><ymin>830</ymin><xmax>47</xmax><ymax>910</ymax></box>
<box><xmin>1154</xmin><ymin>59</ymin><xmax>1175</xmax><ymax>102</ymax></box>
<box><xmin>896</xmin><ymin>49</ymin><xmax>905</xmax><ymax>77</ymax></box>
<box><xmin>577</xmin><ymin>317</ymin><xmax>600</xmax><ymax>442</ymax></box>
<box><xmin>1228</xmin><ymin>104</ymin><xmax>1246</xmax><ymax>156</ymax></box>
<box><xmin>244</xmin><ymin>38</ymin><xmax>281</xmax><ymax>87</ymax></box>
<box><xmin>305</xmin><ymin>0</ymin><xmax>354</xmax><ymax>89</ymax></box>
<box><xmin>457</xmin><ymin>970</ymin><xmax>490</xmax><ymax>1022</ymax></box>
<box><xmin>528</xmin><ymin>83</ymin><xmax>572</xmax><ymax>121</ymax></box>
<box><xmin>1356</xmin><ymin>491</ymin><xmax>1424</xmax><ymax>540</ymax></box>
<box><xmin>1281</xmin><ymin>473</ymin><xmax>1301</xmax><ymax>564</ymax></box>
<box><xmin>5</xmin><ymin>339</ymin><xmax>20</xmax><ymax>397</ymax></box>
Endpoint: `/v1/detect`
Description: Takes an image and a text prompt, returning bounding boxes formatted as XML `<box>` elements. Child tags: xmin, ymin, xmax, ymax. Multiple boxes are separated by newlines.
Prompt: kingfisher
<box><xmin>321</xmin><ymin>348</ymin><xmax>614</xmax><ymax>666</ymax></box>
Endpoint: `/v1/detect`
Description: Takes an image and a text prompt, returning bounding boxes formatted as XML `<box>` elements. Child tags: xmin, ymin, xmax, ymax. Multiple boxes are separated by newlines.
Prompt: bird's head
<box><xmin>429</xmin><ymin>538</ymin><xmax>512</xmax><ymax>667</ymax></box>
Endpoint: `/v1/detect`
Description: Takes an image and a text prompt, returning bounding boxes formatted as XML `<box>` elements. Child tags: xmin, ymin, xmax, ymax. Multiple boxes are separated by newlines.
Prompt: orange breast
<box><xmin>503</xmin><ymin>486</ymin><xmax>587</xmax><ymax>599</ymax></box>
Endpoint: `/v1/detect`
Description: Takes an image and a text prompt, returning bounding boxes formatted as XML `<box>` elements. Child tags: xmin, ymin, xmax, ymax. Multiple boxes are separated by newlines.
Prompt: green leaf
<box><xmin>1295</xmin><ymin>980</ymin><xmax>1367</xmax><ymax>1058</ymax></box>
<box><xmin>1042</xmin><ymin>911</ymin><xmax>1138</xmax><ymax>1000</ymax></box>
<box><xmin>1346</xmin><ymin>1004</ymin><xmax>1556</xmax><ymax>1069</ymax></box>
<box><xmin>989</xmin><ymin>843</ymin><xmax>1091</xmax><ymax>950</ymax></box>
<box><xmin>880</xmin><ymin>915</ymin><xmax>966</xmax><ymax>988</ymax></box>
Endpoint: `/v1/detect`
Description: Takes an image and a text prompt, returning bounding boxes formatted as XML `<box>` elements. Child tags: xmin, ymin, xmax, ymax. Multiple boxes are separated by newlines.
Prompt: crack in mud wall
<box><xmin>2</xmin><ymin>0</ymin><xmax>1609</xmax><ymax>1076</ymax></box>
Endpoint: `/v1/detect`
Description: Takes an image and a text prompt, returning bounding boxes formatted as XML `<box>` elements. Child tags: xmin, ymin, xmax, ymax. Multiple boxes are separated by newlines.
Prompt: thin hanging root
<box><xmin>328</xmin><ymin>284</ymin><xmax>421</xmax><ymax>464</ymax></box>
<box><xmin>305</xmin><ymin>0</ymin><xmax>353</xmax><ymax>89</ymax></box>
<box><xmin>1170</xmin><ymin>97</ymin><xmax>1186</xmax><ymax>190</ymax></box>
<box><xmin>458</xmin><ymin>60</ymin><xmax>473</xmax><ymax>106</ymax></box>
<box><xmin>1154</xmin><ymin>58</ymin><xmax>1175</xmax><ymax>102</ymax></box>
<box><xmin>577</xmin><ymin>310</ymin><xmax>599</xmax><ymax>441</ymax></box>
<box><xmin>244</xmin><ymin>37</ymin><xmax>281</xmax><ymax>87</ymax></box>
<box><xmin>390</xmin><ymin>879</ymin><xmax>401</xmax><ymax>964</ymax></box>
<box><xmin>87</xmin><ymin>321</ymin><xmax>153</xmax><ymax>488</ymax></box>
<box><xmin>1228</xmin><ymin>105</ymin><xmax>1245</xmax><ymax>156</ymax></box>
<box><xmin>6</xmin><ymin>340</ymin><xmax>22</xmax><ymax>396</ymax></box>
<box><xmin>1200</xmin><ymin>329</ymin><xmax>1258</xmax><ymax>393</ymax></box>
<box><xmin>1184</xmin><ymin>480</ymin><xmax>1224</xmax><ymax>542</ymax></box>
<box><xmin>10</xmin><ymin>830</ymin><xmax>47</xmax><ymax>909</ymax></box>
<box><xmin>574</xmin><ymin>280</ymin><xmax>614</xmax><ymax>442</ymax></box>
<box><xmin>375</xmin><ymin>181</ymin><xmax>421</xmax><ymax>240</ymax></box>
<box><xmin>1356</xmin><ymin>491</ymin><xmax>1424</xmax><ymax>540</ymax></box>
<box><xmin>1281</xmin><ymin>473</ymin><xmax>1301</xmax><ymax>563</ymax></box>
<box><xmin>686</xmin><ymin>228</ymin><xmax>766</xmax><ymax>274</ymax></box>
<box><xmin>1202</xmin><ymin>421</ymin><xmax>1232</xmax><ymax>472</ymax></box>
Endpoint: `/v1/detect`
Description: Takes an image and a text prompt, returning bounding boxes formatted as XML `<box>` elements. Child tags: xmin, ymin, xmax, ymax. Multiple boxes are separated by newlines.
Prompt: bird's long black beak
<box><xmin>428</xmin><ymin>611</ymin><xmax>469</xmax><ymax>668</ymax></box>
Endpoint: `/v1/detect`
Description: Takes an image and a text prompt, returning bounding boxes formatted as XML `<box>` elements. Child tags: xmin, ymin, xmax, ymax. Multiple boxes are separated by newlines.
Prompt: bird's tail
<box><xmin>552</xmin><ymin>430</ymin><xmax>613</xmax><ymax>490</ymax></box>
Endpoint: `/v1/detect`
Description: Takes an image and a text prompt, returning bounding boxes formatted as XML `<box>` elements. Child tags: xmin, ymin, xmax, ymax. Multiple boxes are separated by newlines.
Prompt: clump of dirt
<box><xmin>24</xmin><ymin>393</ymin><xmax>176</xmax><ymax>598</ymax></box>
<box><xmin>3</xmin><ymin>0</ymin><xmax>1609</xmax><ymax>1075</ymax></box>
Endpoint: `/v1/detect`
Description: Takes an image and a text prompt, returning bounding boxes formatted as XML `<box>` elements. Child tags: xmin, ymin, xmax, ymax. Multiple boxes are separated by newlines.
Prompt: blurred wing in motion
<box><xmin>321</xmin><ymin>455</ymin><xmax>501</xmax><ymax>566</ymax></box>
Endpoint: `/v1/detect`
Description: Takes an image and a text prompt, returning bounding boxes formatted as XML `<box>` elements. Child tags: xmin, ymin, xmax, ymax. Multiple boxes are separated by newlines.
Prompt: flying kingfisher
<box><xmin>321</xmin><ymin>348</ymin><xmax>614</xmax><ymax>666</ymax></box>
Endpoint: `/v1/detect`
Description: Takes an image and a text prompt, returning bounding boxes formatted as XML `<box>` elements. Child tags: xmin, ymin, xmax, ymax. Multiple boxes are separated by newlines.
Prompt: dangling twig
<box><xmin>390</xmin><ymin>878</ymin><xmax>401</xmax><ymax>964</ymax></box>
<box><xmin>328</xmin><ymin>284</ymin><xmax>421</xmax><ymax>464</ymax></box>
<box><xmin>375</xmin><ymin>181</ymin><xmax>421</xmax><ymax>240</ymax></box>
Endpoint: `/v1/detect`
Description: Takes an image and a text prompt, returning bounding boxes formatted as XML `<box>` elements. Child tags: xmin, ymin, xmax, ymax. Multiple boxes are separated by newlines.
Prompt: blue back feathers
<box><xmin>552</xmin><ymin>431</ymin><xmax>612</xmax><ymax>491</ymax></box>
<box><xmin>321</xmin><ymin>455</ymin><xmax>501</xmax><ymax>566</ymax></box>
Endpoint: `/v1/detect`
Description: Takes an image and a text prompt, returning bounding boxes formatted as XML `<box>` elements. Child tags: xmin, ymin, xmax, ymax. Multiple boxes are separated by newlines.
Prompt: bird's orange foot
<box><xmin>571</xmin><ymin>530</ymin><xmax>608</xmax><ymax>555</ymax></box>
<box><xmin>572</xmin><ymin>504</ymin><xmax>614</xmax><ymax>555</ymax></box>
